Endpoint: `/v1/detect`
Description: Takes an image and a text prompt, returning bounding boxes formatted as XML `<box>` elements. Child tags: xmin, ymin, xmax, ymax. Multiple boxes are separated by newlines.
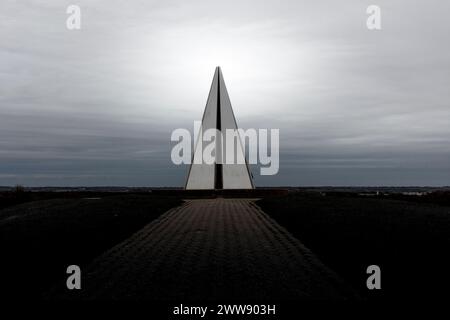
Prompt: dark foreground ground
<box><xmin>258</xmin><ymin>192</ymin><xmax>450</xmax><ymax>301</ymax></box>
<box><xmin>46</xmin><ymin>198</ymin><xmax>356</xmax><ymax>301</ymax></box>
<box><xmin>1</xmin><ymin>189</ymin><xmax>449</xmax><ymax>303</ymax></box>
<box><xmin>0</xmin><ymin>192</ymin><xmax>181</xmax><ymax>299</ymax></box>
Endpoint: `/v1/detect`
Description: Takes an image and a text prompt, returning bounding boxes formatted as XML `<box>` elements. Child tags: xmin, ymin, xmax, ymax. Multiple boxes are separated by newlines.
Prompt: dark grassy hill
<box><xmin>257</xmin><ymin>192</ymin><xmax>450</xmax><ymax>301</ymax></box>
<box><xmin>0</xmin><ymin>194</ymin><xmax>181</xmax><ymax>300</ymax></box>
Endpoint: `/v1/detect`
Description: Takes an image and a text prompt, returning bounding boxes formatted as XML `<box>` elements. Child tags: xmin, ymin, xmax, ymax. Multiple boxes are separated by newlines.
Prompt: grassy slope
<box><xmin>257</xmin><ymin>192</ymin><xmax>450</xmax><ymax>300</ymax></box>
<box><xmin>0</xmin><ymin>194</ymin><xmax>181</xmax><ymax>300</ymax></box>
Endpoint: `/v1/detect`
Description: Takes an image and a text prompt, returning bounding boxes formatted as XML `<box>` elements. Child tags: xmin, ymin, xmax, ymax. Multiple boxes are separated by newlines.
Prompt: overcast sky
<box><xmin>1</xmin><ymin>0</ymin><xmax>449</xmax><ymax>187</ymax></box>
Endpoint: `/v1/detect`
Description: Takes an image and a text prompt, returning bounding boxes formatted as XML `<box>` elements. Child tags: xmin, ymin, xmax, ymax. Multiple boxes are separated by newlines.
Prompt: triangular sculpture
<box><xmin>185</xmin><ymin>67</ymin><xmax>254</xmax><ymax>190</ymax></box>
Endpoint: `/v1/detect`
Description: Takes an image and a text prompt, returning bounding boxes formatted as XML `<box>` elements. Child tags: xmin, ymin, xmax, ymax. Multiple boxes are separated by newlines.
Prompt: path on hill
<box><xmin>58</xmin><ymin>198</ymin><xmax>356</xmax><ymax>300</ymax></box>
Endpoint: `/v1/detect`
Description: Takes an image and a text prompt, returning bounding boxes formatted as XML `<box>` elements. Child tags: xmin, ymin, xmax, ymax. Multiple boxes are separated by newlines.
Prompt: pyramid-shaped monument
<box><xmin>185</xmin><ymin>67</ymin><xmax>254</xmax><ymax>190</ymax></box>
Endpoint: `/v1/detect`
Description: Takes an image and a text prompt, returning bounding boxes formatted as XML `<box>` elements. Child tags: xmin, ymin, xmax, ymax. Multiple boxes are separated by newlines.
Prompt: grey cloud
<box><xmin>1</xmin><ymin>0</ymin><xmax>450</xmax><ymax>186</ymax></box>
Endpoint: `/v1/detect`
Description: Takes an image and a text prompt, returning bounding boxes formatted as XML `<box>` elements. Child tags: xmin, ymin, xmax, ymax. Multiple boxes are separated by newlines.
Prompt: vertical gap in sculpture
<box><xmin>215</xmin><ymin>69</ymin><xmax>223</xmax><ymax>189</ymax></box>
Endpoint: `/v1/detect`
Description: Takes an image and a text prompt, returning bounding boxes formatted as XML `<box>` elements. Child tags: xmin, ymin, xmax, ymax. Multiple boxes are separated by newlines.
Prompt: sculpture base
<box><xmin>152</xmin><ymin>188</ymin><xmax>288</xmax><ymax>198</ymax></box>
